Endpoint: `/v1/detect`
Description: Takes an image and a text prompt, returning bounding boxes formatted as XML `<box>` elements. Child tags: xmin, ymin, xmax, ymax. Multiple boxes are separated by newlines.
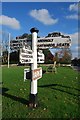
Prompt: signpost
<box><xmin>24</xmin><ymin>68</ymin><xmax>30</xmax><ymax>81</ymax></box>
<box><xmin>20</xmin><ymin>46</ymin><xmax>45</xmax><ymax>64</ymax></box>
<box><xmin>32</xmin><ymin>67</ymin><xmax>42</xmax><ymax>80</ymax></box>
<box><xmin>37</xmin><ymin>50</ymin><xmax>45</xmax><ymax>63</ymax></box>
<box><xmin>20</xmin><ymin>45</ymin><xmax>33</xmax><ymax>64</ymax></box>
<box><xmin>10</xmin><ymin>33</ymin><xmax>71</xmax><ymax>50</ymax></box>
<box><xmin>19</xmin><ymin>27</ymin><xmax>71</xmax><ymax>108</ymax></box>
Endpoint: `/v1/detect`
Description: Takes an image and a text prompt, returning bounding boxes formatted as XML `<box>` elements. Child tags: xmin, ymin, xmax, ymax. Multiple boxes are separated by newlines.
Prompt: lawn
<box><xmin>1</xmin><ymin>65</ymin><xmax>80</xmax><ymax>119</ymax></box>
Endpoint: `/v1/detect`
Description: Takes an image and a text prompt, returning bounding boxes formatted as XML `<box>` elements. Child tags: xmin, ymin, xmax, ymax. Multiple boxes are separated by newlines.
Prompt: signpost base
<box><xmin>29</xmin><ymin>93</ymin><xmax>38</xmax><ymax>108</ymax></box>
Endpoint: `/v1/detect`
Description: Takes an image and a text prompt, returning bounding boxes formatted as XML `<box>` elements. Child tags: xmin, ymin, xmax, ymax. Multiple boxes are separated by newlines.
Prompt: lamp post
<box><xmin>29</xmin><ymin>28</ymin><xmax>39</xmax><ymax>108</ymax></box>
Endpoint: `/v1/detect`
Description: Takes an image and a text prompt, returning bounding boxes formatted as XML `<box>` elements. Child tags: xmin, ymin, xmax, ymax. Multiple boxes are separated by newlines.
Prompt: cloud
<box><xmin>29</xmin><ymin>9</ymin><xmax>58</xmax><ymax>25</ymax></box>
<box><xmin>63</xmin><ymin>32</ymin><xmax>78</xmax><ymax>47</ymax></box>
<box><xmin>69</xmin><ymin>32</ymin><xmax>79</xmax><ymax>58</ymax></box>
<box><xmin>61</xmin><ymin>32</ymin><xmax>78</xmax><ymax>45</ymax></box>
<box><xmin>66</xmin><ymin>14</ymin><xmax>78</xmax><ymax>20</ymax></box>
<box><xmin>66</xmin><ymin>3</ymin><xmax>80</xmax><ymax>21</ymax></box>
<box><xmin>70</xmin><ymin>32</ymin><xmax>78</xmax><ymax>45</ymax></box>
<box><xmin>0</xmin><ymin>15</ymin><xmax>20</xmax><ymax>30</ymax></box>
<box><xmin>69</xmin><ymin>3</ymin><xmax>78</xmax><ymax>12</ymax></box>
<box><xmin>61</xmin><ymin>32</ymin><xmax>78</xmax><ymax>58</ymax></box>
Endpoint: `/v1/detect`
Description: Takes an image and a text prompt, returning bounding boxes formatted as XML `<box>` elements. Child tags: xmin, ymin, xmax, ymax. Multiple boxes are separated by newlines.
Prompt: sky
<box><xmin>1</xmin><ymin>0</ymin><xmax>80</xmax><ymax>2</ymax></box>
<box><xmin>0</xmin><ymin>2</ymin><xmax>79</xmax><ymax>59</ymax></box>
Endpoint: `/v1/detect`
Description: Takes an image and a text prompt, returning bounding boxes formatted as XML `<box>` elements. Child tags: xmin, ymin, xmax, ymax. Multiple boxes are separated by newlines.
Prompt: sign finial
<box><xmin>30</xmin><ymin>27</ymin><xmax>39</xmax><ymax>33</ymax></box>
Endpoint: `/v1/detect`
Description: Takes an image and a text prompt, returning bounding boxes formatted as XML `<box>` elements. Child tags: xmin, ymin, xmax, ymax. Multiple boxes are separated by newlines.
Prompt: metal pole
<box><xmin>29</xmin><ymin>28</ymin><xmax>39</xmax><ymax>108</ymax></box>
<box><xmin>8</xmin><ymin>33</ymin><xmax>10</xmax><ymax>68</ymax></box>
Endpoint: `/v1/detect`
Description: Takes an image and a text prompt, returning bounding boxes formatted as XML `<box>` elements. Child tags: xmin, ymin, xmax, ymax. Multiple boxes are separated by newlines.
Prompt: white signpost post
<box><xmin>20</xmin><ymin>28</ymin><xmax>40</xmax><ymax>107</ymax></box>
<box><xmin>29</xmin><ymin>28</ymin><xmax>39</xmax><ymax>107</ymax></box>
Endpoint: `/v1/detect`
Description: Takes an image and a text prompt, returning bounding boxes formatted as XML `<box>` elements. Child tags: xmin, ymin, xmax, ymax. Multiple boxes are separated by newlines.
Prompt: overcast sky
<box><xmin>0</xmin><ymin>2</ymin><xmax>79</xmax><ymax>59</ymax></box>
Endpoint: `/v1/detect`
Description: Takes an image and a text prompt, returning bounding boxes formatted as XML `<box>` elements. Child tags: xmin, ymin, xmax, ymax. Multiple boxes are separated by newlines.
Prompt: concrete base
<box><xmin>29</xmin><ymin>93</ymin><xmax>38</xmax><ymax>108</ymax></box>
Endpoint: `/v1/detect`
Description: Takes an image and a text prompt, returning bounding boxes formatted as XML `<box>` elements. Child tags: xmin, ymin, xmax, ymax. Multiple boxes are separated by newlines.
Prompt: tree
<box><xmin>71</xmin><ymin>57</ymin><xmax>78</xmax><ymax>66</ymax></box>
<box><xmin>10</xmin><ymin>51</ymin><xmax>19</xmax><ymax>64</ymax></box>
<box><xmin>78</xmin><ymin>58</ymin><xmax>80</xmax><ymax>66</ymax></box>
<box><xmin>53</xmin><ymin>52</ymin><xmax>59</xmax><ymax>63</ymax></box>
<box><xmin>2</xmin><ymin>50</ymin><xmax>8</xmax><ymax>63</ymax></box>
<box><xmin>54</xmin><ymin>48</ymin><xmax>72</xmax><ymax>64</ymax></box>
<box><xmin>43</xmin><ymin>49</ymin><xmax>54</xmax><ymax>63</ymax></box>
